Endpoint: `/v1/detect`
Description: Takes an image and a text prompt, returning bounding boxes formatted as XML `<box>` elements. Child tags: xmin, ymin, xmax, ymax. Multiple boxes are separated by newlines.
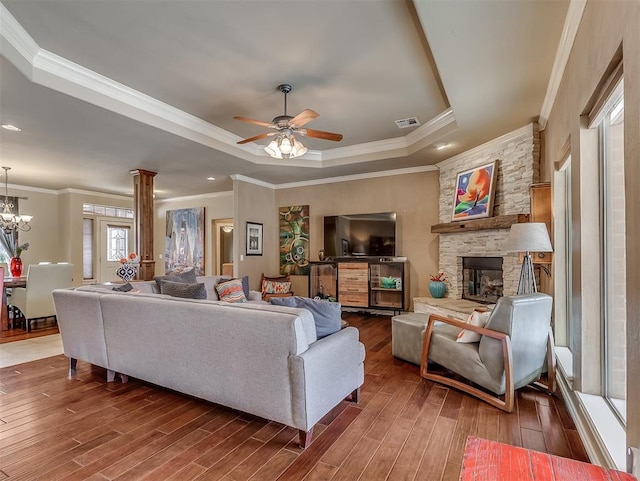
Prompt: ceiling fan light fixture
<box><xmin>265</xmin><ymin>139</ymin><xmax>283</xmax><ymax>159</ymax></box>
<box><xmin>264</xmin><ymin>132</ymin><xmax>307</xmax><ymax>159</ymax></box>
<box><xmin>279</xmin><ymin>135</ymin><xmax>293</xmax><ymax>154</ymax></box>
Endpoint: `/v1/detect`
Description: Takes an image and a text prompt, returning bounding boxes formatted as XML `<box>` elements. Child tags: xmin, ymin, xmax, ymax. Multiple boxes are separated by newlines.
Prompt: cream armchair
<box><xmin>420</xmin><ymin>293</ymin><xmax>554</xmax><ymax>412</ymax></box>
<box><xmin>12</xmin><ymin>263</ymin><xmax>74</xmax><ymax>332</ymax></box>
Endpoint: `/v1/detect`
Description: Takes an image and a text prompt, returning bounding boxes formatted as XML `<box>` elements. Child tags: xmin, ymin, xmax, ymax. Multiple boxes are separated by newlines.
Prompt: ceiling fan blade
<box><xmin>233</xmin><ymin>116</ymin><xmax>273</xmax><ymax>128</ymax></box>
<box><xmin>289</xmin><ymin>109</ymin><xmax>319</xmax><ymax>128</ymax></box>
<box><xmin>236</xmin><ymin>132</ymin><xmax>272</xmax><ymax>145</ymax></box>
<box><xmin>301</xmin><ymin>128</ymin><xmax>343</xmax><ymax>142</ymax></box>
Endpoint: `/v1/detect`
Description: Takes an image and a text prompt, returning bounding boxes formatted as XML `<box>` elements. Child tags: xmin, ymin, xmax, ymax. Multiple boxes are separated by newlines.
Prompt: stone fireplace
<box><xmin>435</xmin><ymin>124</ymin><xmax>540</xmax><ymax>298</ymax></box>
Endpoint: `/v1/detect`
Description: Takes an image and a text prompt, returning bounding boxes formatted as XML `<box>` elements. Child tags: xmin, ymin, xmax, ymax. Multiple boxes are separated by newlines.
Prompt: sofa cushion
<box><xmin>159</xmin><ymin>280</ymin><xmax>207</xmax><ymax>299</ymax></box>
<box><xmin>215</xmin><ymin>278</ymin><xmax>247</xmax><ymax>303</ymax></box>
<box><xmin>112</xmin><ymin>282</ymin><xmax>133</xmax><ymax>292</ymax></box>
<box><xmin>153</xmin><ymin>269</ymin><xmax>197</xmax><ymax>291</ymax></box>
<box><xmin>262</xmin><ymin>280</ymin><xmax>292</xmax><ymax>296</ymax></box>
<box><xmin>457</xmin><ymin>310</ymin><xmax>491</xmax><ymax>343</ymax></box>
<box><xmin>269</xmin><ymin>296</ymin><xmax>341</xmax><ymax>338</ymax></box>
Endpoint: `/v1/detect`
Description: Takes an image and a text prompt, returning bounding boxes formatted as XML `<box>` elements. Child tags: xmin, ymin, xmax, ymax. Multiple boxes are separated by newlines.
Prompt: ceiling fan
<box><xmin>234</xmin><ymin>84</ymin><xmax>343</xmax><ymax>159</ymax></box>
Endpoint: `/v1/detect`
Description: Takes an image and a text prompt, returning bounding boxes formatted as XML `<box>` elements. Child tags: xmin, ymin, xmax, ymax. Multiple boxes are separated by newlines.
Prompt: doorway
<box><xmin>213</xmin><ymin>219</ymin><xmax>233</xmax><ymax>276</ymax></box>
<box><xmin>98</xmin><ymin>218</ymin><xmax>134</xmax><ymax>282</ymax></box>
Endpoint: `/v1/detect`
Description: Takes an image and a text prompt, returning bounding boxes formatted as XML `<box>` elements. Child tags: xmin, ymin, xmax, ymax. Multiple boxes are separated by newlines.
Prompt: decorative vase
<box><xmin>116</xmin><ymin>263</ymin><xmax>138</xmax><ymax>283</ymax></box>
<box><xmin>10</xmin><ymin>257</ymin><xmax>22</xmax><ymax>277</ymax></box>
<box><xmin>429</xmin><ymin>280</ymin><xmax>446</xmax><ymax>298</ymax></box>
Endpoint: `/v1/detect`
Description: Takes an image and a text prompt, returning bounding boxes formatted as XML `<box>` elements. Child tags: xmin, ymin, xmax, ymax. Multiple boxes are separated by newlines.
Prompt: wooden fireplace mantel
<box><xmin>430</xmin><ymin>214</ymin><xmax>529</xmax><ymax>234</ymax></box>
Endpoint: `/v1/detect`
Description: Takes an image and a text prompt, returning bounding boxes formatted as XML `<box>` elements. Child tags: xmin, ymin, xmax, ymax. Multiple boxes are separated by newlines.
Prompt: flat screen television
<box><xmin>323</xmin><ymin>212</ymin><xmax>396</xmax><ymax>257</ymax></box>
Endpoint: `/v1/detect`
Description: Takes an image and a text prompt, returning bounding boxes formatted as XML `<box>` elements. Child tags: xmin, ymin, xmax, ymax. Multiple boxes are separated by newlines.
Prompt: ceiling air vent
<box><xmin>394</xmin><ymin>117</ymin><xmax>420</xmax><ymax>129</ymax></box>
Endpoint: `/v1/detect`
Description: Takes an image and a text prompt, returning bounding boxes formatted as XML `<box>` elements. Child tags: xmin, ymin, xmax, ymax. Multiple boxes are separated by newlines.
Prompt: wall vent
<box><xmin>394</xmin><ymin>117</ymin><xmax>420</xmax><ymax>129</ymax></box>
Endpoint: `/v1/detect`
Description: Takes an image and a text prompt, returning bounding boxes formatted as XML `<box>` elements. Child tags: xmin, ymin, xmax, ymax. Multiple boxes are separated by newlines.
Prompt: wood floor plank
<box><xmin>521</xmin><ymin>426</ymin><xmax>547</xmax><ymax>453</ymax></box>
<box><xmin>475</xmin><ymin>405</ymin><xmax>499</xmax><ymax>442</ymax></box>
<box><xmin>413</xmin><ymin>417</ymin><xmax>457</xmax><ymax>481</ymax></box>
<box><xmin>319</xmin><ymin>392</ymin><xmax>390</xmax><ymax>467</ymax></box>
<box><xmin>386</xmin><ymin>398</ymin><xmax>445</xmax><ymax>481</ymax></box>
<box><xmin>276</xmin><ymin>405</ymin><xmax>362</xmax><ymax>481</ymax></box>
<box><xmin>227</xmin><ymin>427</ymin><xmax>298</xmax><ymax>481</ymax></box>
<box><xmin>537</xmin><ymin>403</ymin><xmax>572</xmax><ymax>458</ymax></box>
<box><xmin>193</xmin><ymin>421</ymin><xmax>267</xmax><ymax>469</ymax></box>
<box><xmin>113</xmin><ymin>428</ymin><xmax>213</xmax><ymax>481</ymax></box>
<box><xmin>448</xmin><ymin>395</ymin><xmax>480</xmax><ymax>461</ymax></box>
<box><xmin>300</xmin><ymin>461</ymin><xmax>338</xmax><ymax>481</ymax></box>
<box><xmin>517</xmin><ymin>390</ymin><xmax>542</xmax><ymax>431</ymax></box>
<box><xmin>329</xmin><ymin>435</ymin><xmax>381</xmax><ymax>481</ymax></box>
<box><xmin>164</xmin><ymin>462</ymin><xmax>208</xmax><ymax>481</ymax></box>
<box><xmin>359</xmin><ymin>417</ymin><xmax>414</xmax><ymax>480</ymax></box>
<box><xmin>0</xmin><ymin>313</ymin><xmax>591</xmax><ymax>481</ymax></box>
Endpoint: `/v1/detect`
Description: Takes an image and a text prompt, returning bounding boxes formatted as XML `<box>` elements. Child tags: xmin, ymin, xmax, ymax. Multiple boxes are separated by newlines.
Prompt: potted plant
<box><xmin>429</xmin><ymin>272</ymin><xmax>447</xmax><ymax>298</ymax></box>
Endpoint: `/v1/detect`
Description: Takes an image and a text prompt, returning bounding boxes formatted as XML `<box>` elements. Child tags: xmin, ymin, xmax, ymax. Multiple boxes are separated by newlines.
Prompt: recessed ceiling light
<box><xmin>434</xmin><ymin>143</ymin><xmax>449</xmax><ymax>150</ymax></box>
<box><xmin>2</xmin><ymin>124</ymin><xmax>21</xmax><ymax>132</ymax></box>
<box><xmin>206</xmin><ymin>177</ymin><xmax>216</xmax><ymax>181</ymax></box>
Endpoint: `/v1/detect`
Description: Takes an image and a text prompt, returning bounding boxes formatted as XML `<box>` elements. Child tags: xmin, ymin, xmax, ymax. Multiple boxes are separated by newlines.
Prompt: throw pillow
<box><xmin>218</xmin><ymin>276</ymin><xmax>250</xmax><ymax>299</ymax></box>
<box><xmin>112</xmin><ymin>282</ymin><xmax>133</xmax><ymax>292</ymax></box>
<box><xmin>159</xmin><ymin>280</ymin><xmax>207</xmax><ymax>299</ymax></box>
<box><xmin>456</xmin><ymin>310</ymin><xmax>492</xmax><ymax>343</ymax></box>
<box><xmin>261</xmin><ymin>280</ymin><xmax>292</xmax><ymax>295</ymax></box>
<box><xmin>215</xmin><ymin>278</ymin><xmax>247</xmax><ymax>303</ymax></box>
<box><xmin>269</xmin><ymin>296</ymin><xmax>342</xmax><ymax>338</ymax></box>
<box><xmin>153</xmin><ymin>269</ymin><xmax>197</xmax><ymax>291</ymax></box>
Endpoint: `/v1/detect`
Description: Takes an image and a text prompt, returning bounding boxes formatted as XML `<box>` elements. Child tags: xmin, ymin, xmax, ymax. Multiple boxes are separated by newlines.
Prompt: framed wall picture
<box><xmin>279</xmin><ymin>205</ymin><xmax>310</xmax><ymax>275</ymax></box>
<box><xmin>451</xmin><ymin>160</ymin><xmax>498</xmax><ymax>221</ymax></box>
<box><xmin>246</xmin><ymin>222</ymin><xmax>263</xmax><ymax>256</ymax></box>
<box><xmin>165</xmin><ymin>207</ymin><xmax>205</xmax><ymax>275</ymax></box>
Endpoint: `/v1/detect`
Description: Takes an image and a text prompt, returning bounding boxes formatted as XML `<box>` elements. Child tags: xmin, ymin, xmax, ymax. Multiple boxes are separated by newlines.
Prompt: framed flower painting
<box><xmin>451</xmin><ymin>160</ymin><xmax>498</xmax><ymax>221</ymax></box>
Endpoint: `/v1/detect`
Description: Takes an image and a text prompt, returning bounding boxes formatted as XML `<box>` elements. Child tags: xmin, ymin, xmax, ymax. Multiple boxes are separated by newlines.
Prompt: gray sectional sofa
<box><xmin>51</xmin><ymin>277</ymin><xmax>365</xmax><ymax>448</ymax></box>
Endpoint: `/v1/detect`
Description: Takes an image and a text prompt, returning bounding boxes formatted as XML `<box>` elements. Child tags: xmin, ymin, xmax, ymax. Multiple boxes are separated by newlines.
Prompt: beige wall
<box><xmin>5</xmin><ymin>187</ymin><xmax>60</xmax><ymax>268</ymax></box>
<box><xmin>542</xmin><ymin>0</ymin><xmax>640</xmax><ymax>459</ymax></box>
<box><xmin>233</xmin><ymin>179</ymin><xmax>277</xmax><ymax>291</ymax></box>
<box><xmin>154</xmin><ymin>192</ymin><xmax>234</xmax><ymax>276</ymax></box>
<box><xmin>58</xmin><ymin>190</ymin><xmax>133</xmax><ymax>285</ymax></box>
<box><xmin>274</xmin><ymin>170</ymin><xmax>440</xmax><ymax>306</ymax></box>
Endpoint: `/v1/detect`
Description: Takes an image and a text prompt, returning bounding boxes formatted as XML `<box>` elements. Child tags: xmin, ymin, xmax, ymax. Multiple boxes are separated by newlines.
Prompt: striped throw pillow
<box><xmin>215</xmin><ymin>278</ymin><xmax>247</xmax><ymax>303</ymax></box>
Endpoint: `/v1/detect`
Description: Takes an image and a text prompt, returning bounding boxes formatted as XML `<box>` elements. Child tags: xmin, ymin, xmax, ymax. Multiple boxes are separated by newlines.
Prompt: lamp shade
<box><xmin>504</xmin><ymin>222</ymin><xmax>552</xmax><ymax>253</ymax></box>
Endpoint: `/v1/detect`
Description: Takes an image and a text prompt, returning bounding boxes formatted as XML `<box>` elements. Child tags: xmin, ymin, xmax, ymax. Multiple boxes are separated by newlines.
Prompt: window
<box><xmin>83</xmin><ymin>203</ymin><xmax>133</xmax><ymax>219</ymax></box>
<box><xmin>106</xmin><ymin>225</ymin><xmax>129</xmax><ymax>262</ymax></box>
<box><xmin>564</xmin><ymin>160</ymin><xmax>573</xmax><ymax>351</ymax></box>
<box><xmin>600</xmin><ymin>89</ymin><xmax>625</xmax><ymax>423</ymax></box>
<box><xmin>82</xmin><ymin>218</ymin><xmax>94</xmax><ymax>280</ymax></box>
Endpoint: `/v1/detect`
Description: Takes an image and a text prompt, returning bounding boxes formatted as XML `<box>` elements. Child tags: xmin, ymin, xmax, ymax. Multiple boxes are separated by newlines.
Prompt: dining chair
<box><xmin>11</xmin><ymin>263</ymin><xmax>74</xmax><ymax>332</ymax></box>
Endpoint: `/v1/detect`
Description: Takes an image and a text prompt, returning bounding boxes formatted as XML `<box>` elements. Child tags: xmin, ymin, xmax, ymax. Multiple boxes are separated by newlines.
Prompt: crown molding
<box><xmin>405</xmin><ymin>108</ymin><xmax>455</xmax><ymax>145</ymax></box>
<box><xmin>232</xmin><ymin>165</ymin><xmax>438</xmax><ymax>191</ymax></box>
<box><xmin>5</xmin><ymin>183</ymin><xmax>58</xmax><ymax>195</ymax></box>
<box><xmin>0</xmin><ymin>4</ymin><xmax>39</xmax><ymax>63</ymax></box>
<box><xmin>272</xmin><ymin>165</ymin><xmax>439</xmax><ymax>190</ymax></box>
<box><xmin>57</xmin><ymin>188</ymin><xmax>133</xmax><ymax>199</ymax></box>
<box><xmin>230</xmin><ymin>174</ymin><xmax>276</xmax><ymax>189</ymax></box>
<box><xmin>155</xmin><ymin>191</ymin><xmax>233</xmax><ymax>204</ymax></box>
<box><xmin>437</xmin><ymin>124</ymin><xmax>534</xmax><ymax>169</ymax></box>
<box><xmin>1</xmin><ymin>7</ymin><xmax>456</xmax><ymax>169</ymax></box>
<box><xmin>538</xmin><ymin>0</ymin><xmax>587</xmax><ymax>130</ymax></box>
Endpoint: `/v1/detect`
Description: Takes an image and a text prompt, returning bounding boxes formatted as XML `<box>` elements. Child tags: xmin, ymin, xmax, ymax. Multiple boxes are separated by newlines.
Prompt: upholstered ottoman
<box><xmin>392</xmin><ymin>313</ymin><xmax>433</xmax><ymax>365</ymax></box>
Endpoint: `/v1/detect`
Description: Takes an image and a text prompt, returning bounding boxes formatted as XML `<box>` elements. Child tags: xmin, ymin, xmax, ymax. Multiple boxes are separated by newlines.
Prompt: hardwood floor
<box><xmin>0</xmin><ymin>312</ymin><xmax>588</xmax><ymax>480</ymax></box>
<box><xmin>0</xmin><ymin>319</ymin><xmax>59</xmax><ymax>343</ymax></box>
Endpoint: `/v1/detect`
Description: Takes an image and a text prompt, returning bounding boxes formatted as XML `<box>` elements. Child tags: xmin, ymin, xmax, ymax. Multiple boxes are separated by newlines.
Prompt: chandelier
<box><xmin>1</xmin><ymin>166</ymin><xmax>33</xmax><ymax>232</ymax></box>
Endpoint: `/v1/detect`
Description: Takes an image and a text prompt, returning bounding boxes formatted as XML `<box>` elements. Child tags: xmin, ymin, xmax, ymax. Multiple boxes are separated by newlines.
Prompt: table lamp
<box><xmin>504</xmin><ymin>223</ymin><xmax>552</xmax><ymax>294</ymax></box>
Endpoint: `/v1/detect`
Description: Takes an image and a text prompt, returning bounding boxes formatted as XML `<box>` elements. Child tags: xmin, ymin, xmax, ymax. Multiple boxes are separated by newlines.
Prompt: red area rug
<box><xmin>461</xmin><ymin>436</ymin><xmax>636</xmax><ymax>480</ymax></box>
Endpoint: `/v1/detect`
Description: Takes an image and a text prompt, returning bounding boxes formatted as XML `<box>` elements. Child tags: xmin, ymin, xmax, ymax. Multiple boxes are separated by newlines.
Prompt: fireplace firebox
<box><xmin>462</xmin><ymin>257</ymin><xmax>503</xmax><ymax>303</ymax></box>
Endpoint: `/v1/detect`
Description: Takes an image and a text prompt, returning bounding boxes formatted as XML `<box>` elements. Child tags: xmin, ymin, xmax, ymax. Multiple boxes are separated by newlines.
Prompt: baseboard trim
<box><xmin>556</xmin><ymin>368</ymin><xmax>619</xmax><ymax>469</ymax></box>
